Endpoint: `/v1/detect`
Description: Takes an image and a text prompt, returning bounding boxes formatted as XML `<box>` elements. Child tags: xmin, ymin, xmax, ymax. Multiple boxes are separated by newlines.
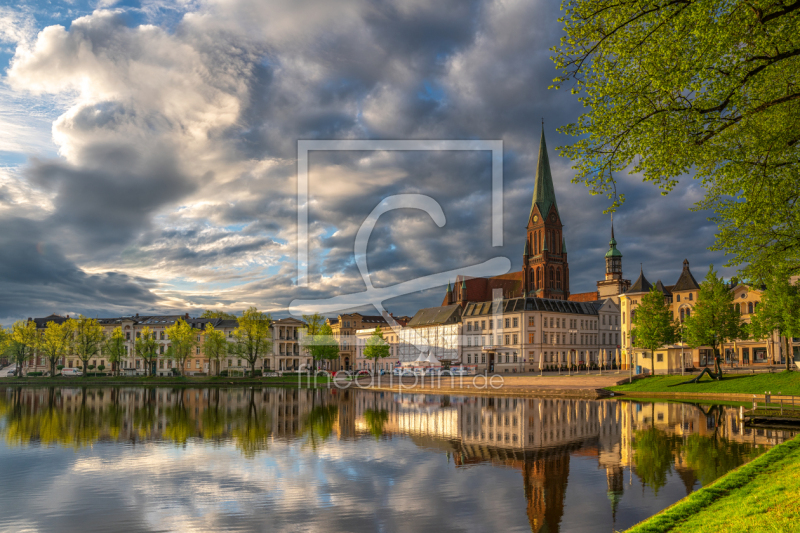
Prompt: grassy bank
<box><xmin>0</xmin><ymin>375</ymin><xmax>334</xmax><ymax>387</ymax></box>
<box><xmin>626</xmin><ymin>435</ymin><xmax>800</xmax><ymax>532</ymax></box>
<box><xmin>609</xmin><ymin>372</ymin><xmax>800</xmax><ymax>396</ymax></box>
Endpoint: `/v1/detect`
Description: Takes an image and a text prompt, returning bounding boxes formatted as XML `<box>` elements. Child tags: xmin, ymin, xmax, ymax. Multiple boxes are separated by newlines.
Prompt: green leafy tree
<box><xmin>300</xmin><ymin>313</ymin><xmax>326</xmax><ymax>370</ymax></box>
<box><xmin>164</xmin><ymin>319</ymin><xmax>197</xmax><ymax>376</ymax></box>
<box><xmin>308</xmin><ymin>323</ymin><xmax>340</xmax><ymax>370</ymax></box>
<box><xmin>10</xmin><ymin>320</ymin><xmax>39</xmax><ymax>377</ymax></box>
<box><xmin>103</xmin><ymin>327</ymin><xmax>126</xmax><ymax>376</ymax></box>
<box><xmin>552</xmin><ymin>0</ymin><xmax>800</xmax><ymax>280</ymax></box>
<box><xmin>200</xmin><ymin>309</ymin><xmax>238</xmax><ymax>320</ymax></box>
<box><xmin>230</xmin><ymin>307</ymin><xmax>272</xmax><ymax>376</ymax></box>
<box><xmin>363</xmin><ymin>326</ymin><xmax>391</xmax><ymax>374</ymax></box>
<box><xmin>684</xmin><ymin>267</ymin><xmax>747</xmax><ymax>378</ymax></box>
<box><xmin>70</xmin><ymin>317</ymin><xmax>106</xmax><ymax>376</ymax></box>
<box><xmin>39</xmin><ymin>320</ymin><xmax>73</xmax><ymax>378</ymax></box>
<box><xmin>203</xmin><ymin>322</ymin><xmax>227</xmax><ymax>376</ymax></box>
<box><xmin>134</xmin><ymin>326</ymin><xmax>159</xmax><ymax>376</ymax></box>
<box><xmin>750</xmin><ymin>272</ymin><xmax>800</xmax><ymax>371</ymax></box>
<box><xmin>631</xmin><ymin>287</ymin><xmax>678</xmax><ymax>375</ymax></box>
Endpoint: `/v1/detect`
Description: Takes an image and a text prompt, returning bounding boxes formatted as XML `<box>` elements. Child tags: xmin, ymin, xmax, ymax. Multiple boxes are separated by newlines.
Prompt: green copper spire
<box><xmin>605</xmin><ymin>216</ymin><xmax>622</xmax><ymax>258</ymax></box>
<box><xmin>530</xmin><ymin>126</ymin><xmax>559</xmax><ymax>220</ymax></box>
<box><xmin>461</xmin><ymin>278</ymin><xmax>467</xmax><ymax>290</ymax></box>
<box><xmin>446</xmin><ymin>281</ymin><xmax>452</xmax><ymax>293</ymax></box>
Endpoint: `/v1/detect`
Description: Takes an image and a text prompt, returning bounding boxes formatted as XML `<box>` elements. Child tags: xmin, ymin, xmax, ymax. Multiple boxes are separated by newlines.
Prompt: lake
<box><xmin>0</xmin><ymin>386</ymin><xmax>794</xmax><ymax>532</ymax></box>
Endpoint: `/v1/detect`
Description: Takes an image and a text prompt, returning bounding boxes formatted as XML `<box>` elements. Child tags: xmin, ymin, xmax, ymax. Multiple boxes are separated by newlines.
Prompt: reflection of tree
<box><xmin>632</xmin><ymin>427</ymin><xmax>676</xmax><ymax>494</ymax></box>
<box><xmin>163</xmin><ymin>389</ymin><xmax>194</xmax><ymax>445</ymax></box>
<box><xmin>683</xmin><ymin>433</ymin><xmax>763</xmax><ymax>486</ymax></box>
<box><xmin>201</xmin><ymin>388</ymin><xmax>225</xmax><ymax>441</ymax></box>
<box><xmin>301</xmin><ymin>404</ymin><xmax>338</xmax><ymax>450</ymax></box>
<box><xmin>231</xmin><ymin>389</ymin><xmax>270</xmax><ymax>458</ymax></box>
<box><xmin>364</xmin><ymin>408</ymin><xmax>389</xmax><ymax>440</ymax></box>
<box><xmin>132</xmin><ymin>388</ymin><xmax>159</xmax><ymax>440</ymax></box>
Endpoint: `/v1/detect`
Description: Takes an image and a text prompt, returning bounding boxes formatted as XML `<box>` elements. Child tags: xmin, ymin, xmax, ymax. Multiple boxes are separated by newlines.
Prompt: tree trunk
<box><xmin>51</xmin><ymin>359</ymin><xmax>56</xmax><ymax>378</ymax></box>
<box><xmin>784</xmin><ymin>335</ymin><xmax>791</xmax><ymax>372</ymax></box>
<box><xmin>714</xmin><ymin>345</ymin><xmax>722</xmax><ymax>379</ymax></box>
<box><xmin>251</xmin><ymin>359</ymin><xmax>256</xmax><ymax>377</ymax></box>
<box><xmin>650</xmin><ymin>350</ymin><xmax>654</xmax><ymax>375</ymax></box>
<box><xmin>83</xmin><ymin>360</ymin><xmax>88</xmax><ymax>377</ymax></box>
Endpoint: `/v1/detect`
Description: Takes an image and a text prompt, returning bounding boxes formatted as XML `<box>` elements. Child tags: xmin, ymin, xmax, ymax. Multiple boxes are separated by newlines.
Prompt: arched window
<box><xmin>748</xmin><ymin>302</ymin><xmax>753</xmax><ymax>314</ymax></box>
<box><xmin>534</xmin><ymin>233</ymin><xmax>538</xmax><ymax>254</ymax></box>
<box><xmin>549</xmin><ymin>267</ymin><xmax>555</xmax><ymax>288</ymax></box>
<box><xmin>680</xmin><ymin>308</ymin><xmax>685</xmax><ymax>322</ymax></box>
<box><xmin>556</xmin><ymin>268</ymin><xmax>562</xmax><ymax>289</ymax></box>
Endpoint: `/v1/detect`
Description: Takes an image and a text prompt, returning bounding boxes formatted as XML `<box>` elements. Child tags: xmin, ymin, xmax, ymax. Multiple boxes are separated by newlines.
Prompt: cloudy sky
<box><xmin>0</xmin><ymin>0</ymin><xmax>732</xmax><ymax>323</ymax></box>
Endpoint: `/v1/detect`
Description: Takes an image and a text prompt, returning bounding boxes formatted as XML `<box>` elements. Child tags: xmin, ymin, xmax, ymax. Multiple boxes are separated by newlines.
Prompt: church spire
<box><xmin>530</xmin><ymin>126</ymin><xmax>558</xmax><ymax>220</ymax></box>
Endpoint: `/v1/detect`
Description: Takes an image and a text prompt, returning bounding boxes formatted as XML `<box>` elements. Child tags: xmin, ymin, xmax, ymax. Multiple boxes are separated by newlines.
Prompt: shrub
<box><xmin>98</xmin><ymin>365</ymin><xmax>106</xmax><ymax>372</ymax></box>
<box><xmin>250</xmin><ymin>370</ymin><xmax>263</xmax><ymax>377</ymax></box>
<box><xmin>56</xmin><ymin>365</ymin><xmax>64</xmax><ymax>370</ymax></box>
<box><xmin>27</xmin><ymin>371</ymin><xmax>44</xmax><ymax>377</ymax></box>
<box><xmin>219</xmin><ymin>370</ymin><xmax>229</xmax><ymax>377</ymax></box>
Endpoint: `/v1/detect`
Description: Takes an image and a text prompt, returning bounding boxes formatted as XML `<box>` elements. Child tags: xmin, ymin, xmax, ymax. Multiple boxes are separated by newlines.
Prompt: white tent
<box><xmin>426</xmin><ymin>353</ymin><xmax>442</xmax><ymax>366</ymax></box>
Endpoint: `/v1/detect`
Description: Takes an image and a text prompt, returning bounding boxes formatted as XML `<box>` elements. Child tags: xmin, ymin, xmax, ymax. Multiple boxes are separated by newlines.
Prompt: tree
<box><xmin>10</xmin><ymin>320</ymin><xmax>39</xmax><ymax>377</ymax></box>
<box><xmin>71</xmin><ymin>316</ymin><xmax>105</xmax><ymax>376</ymax></box>
<box><xmin>300</xmin><ymin>313</ymin><xmax>326</xmax><ymax>369</ymax></box>
<box><xmin>164</xmin><ymin>319</ymin><xmax>197</xmax><ymax>376</ymax></box>
<box><xmin>363</xmin><ymin>326</ymin><xmax>391</xmax><ymax>374</ymax></box>
<box><xmin>552</xmin><ymin>1</ymin><xmax>800</xmax><ymax>280</ymax></box>
<box><xmin>39</xmin><ymin>320</ymin><xmax>73</xmax><ymax>378</ymax></box>
<box><xmin>684</xmin><ymin>266</ymin><xmax>747</xmax><ymax>378</ymax></box>
<box><xmin>751</xmin><ymin>272</ymin><xmax>800</xmax><ymax>371</ymax></box>
<box><xmin>200</xmin><ymin>309</ymin><xmax>238</xmax><ymax>320</ymax></box>
<box><xmin>203</xmin><ymin>322</ymin><xmax>227</xmax><ymax>376</ymax></box>
<box><xmin>631</xmin><ymin>287</ymin><xmax>678</xmax><ymax>375</ymax></box>
<box><xmin>308</xmin><ymin>323</ymin><xmax>340</xmax><ymax>370</ymax></box>
<box><xmin>103</xmin><ymin>327</ymin><xmax>126</xmax><ymax>376</ymax></box>
<box><xmin>134</xmin><ymin>326</ymin><xmax>159</xmax><ymax>376</ymax></box>
<box><xmin>230</xmin><ymin>307</ymin><xmax>272</xmax><ymax>376</ymax></box>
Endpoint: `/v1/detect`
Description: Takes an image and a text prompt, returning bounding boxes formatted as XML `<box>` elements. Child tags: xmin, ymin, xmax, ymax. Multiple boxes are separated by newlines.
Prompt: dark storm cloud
<box><xmin>0</xmin><ymin>217</ymin><xmax>156</xmax><ymax>320</ymax></box>
<box><xmin>0</xmin><ymin>0</ymin><xmax>729</xmax><ymax>320</ymax></box>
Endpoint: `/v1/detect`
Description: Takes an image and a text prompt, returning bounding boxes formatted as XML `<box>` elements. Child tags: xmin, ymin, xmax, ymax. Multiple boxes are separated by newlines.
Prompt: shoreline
<box><xmin>626</xmin><ymin>435</ymin><xmax>800</xmax><ymax>532</ymax></box>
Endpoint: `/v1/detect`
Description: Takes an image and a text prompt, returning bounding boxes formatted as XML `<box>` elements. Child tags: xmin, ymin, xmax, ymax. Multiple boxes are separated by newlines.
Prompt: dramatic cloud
<box><xmin>0</xmin><ymin>0</ymin><xmax>732</xmax><ymax>322</ymax></box>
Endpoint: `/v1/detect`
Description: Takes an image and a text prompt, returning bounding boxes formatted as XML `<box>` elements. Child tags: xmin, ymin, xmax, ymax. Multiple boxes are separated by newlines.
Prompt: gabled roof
<box><xmin>672</xmin><ymin>259</ymin><xmax>700</xmax><ymax>291</ymax></box>
<box><xmin>407</xmin><ymin>304</ymin><xmax>462</xmax><ymax>327</ymax></box>
<box><xmin>628</xmin><ymin>268</ymin><xmax>653</xmax><ymax>294</ymax></box>
<box><xmin>530</xmin><ymin>128</ymin><xmax>558</xmax><ymax>220</ymax></box>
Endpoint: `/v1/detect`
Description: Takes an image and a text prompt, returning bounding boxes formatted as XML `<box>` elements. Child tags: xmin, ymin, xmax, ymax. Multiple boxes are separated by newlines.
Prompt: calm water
<box><xmin>0</xmin><ymin>386</ymin><xmax>794</xmax><ymax>533</ymax></box>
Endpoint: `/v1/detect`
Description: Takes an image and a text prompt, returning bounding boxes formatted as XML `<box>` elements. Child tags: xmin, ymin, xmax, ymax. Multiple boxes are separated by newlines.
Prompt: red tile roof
<box><xmin>567</xmin><ymin>291</ymin><xmax>599</xmax><ymax>302</ymax></box>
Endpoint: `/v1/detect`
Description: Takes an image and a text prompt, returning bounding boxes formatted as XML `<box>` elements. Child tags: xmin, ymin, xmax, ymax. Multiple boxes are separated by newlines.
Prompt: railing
<box><xmin>742</xmin><ymin>393</ymin><xmax>800</xmax><ymax>421</ymax></box>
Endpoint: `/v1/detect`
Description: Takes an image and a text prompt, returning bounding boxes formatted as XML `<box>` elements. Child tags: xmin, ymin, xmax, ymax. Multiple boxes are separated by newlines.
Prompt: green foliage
<box><xmin>609</xmin><ymin>371</ymin><xmax>800</xmax><ymax>395</ymax></box>
<box><xmin>39</xmin><ymin>320</ymin><xmax>72</xmax><ymax>378</ymax></box>
<box><xmin>307</xmin><ymin>323</ymin><xmax>340</xmax><ymax>364</ymax></box>
<box><xmin>552</xmin><ymin>0</ymin><xmax>800</xmax><ymax>279</ymax></box>
<box><xmin>363</xmin><ymin>408</ymin><xmax>389</xmax><ymax>440</ymax></box>
<box><xmin>230</xmin><ymin>307</ymin><xmax>272</xmax><ymax>375</ymax></box>
<box><xmin>164</xmin><ymin>319</ymin><xmax>198</xmax><ymax>376</ymax></box>
<box><xmin>103</xmin><ymin>327</ymin><xmax>126</xmax><ymax>375</ymax></box>
<box><xmin>203</xmin><ymin>323</ymin><xmax>227</xmax><ymax>376</ymax></box>
<box><xmin>9</xmin><ymin>320</ymin><xmax>38</xmax><ymax>376</ymax></box>
<box><xmin>632</xmin><ymin>286</ymin><xmax>678</xmax><ymax>374</ymax></box>
<box><xmin>70</xmin><ymin>316</ymin><xmax>106</xmax><ymax>375</ymax></box>
<box><xmin>684</xmin><ymin>267</ymin><xmax>747</xmax><ymax>376</ymax></box>
<box><xmin>200</xmin><ymin>309</ymin><xmax>238</xmax><ymax>319</ymax></box>
<box><xmin>363</xmin><ymin>326</ymin><xmax>391</xmax><ymax>371</ymax></box>
<box><xmin>134</xmin><ymin>326</ymin><xmax>159</xmax><ymax>377</ymax></box>
<box><xmin>751</xmin><ymin>271</ymin><xmax>800</xmax><ymax>370</ymax></box>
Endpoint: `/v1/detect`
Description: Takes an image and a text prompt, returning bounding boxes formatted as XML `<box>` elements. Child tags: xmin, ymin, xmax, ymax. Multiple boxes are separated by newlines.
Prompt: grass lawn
<box><xmin>627</xmin><ymin>436</ymin><xmax>800</xmax><ymax>533</ymax></box>
<box><xmin>609</xmin><ymin>371</ymin><xmax>800</xmax><ymax>396</ymax></box>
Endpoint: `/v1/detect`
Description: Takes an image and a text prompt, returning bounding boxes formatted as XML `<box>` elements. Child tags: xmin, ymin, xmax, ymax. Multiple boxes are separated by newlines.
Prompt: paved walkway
<box><xmin>358</xmin><ymin>373</ymin><xmax>630</xmax><ymax>398</ymax></box>
<box><xmin>0</xmin><ymin>364</ymin><xmax>16</xmax><ymax>377</ymax></box>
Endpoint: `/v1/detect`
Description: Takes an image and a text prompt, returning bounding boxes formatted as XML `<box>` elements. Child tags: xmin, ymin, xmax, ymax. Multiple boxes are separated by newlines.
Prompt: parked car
<box><xmin>6</xmin><ymin>370</ymin><xmax>15</xmax><ymax>376</ymax></box>
<box><xmin>61</xmin><ymin>368</ymin><xmax>83</xmax><ymax>377</ymax></box>
<box><xmin>355</xmin><ymin>369</ymin><xmax>372</xmax><ymax>376</ymax></box>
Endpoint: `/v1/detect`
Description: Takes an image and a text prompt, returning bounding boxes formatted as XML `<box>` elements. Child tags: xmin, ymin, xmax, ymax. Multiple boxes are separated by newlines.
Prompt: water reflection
<box><xmin>0</xmin><ymin>387</ymin><xmax>794</xmax><ymax>533</ymax></box>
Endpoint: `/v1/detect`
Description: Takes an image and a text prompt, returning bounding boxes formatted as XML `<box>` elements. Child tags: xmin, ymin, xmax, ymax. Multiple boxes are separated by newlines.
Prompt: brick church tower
<box><xmin>522</xmin><ymin>128</ymin><xmax>569</xmax><ymax>300</ymax></box>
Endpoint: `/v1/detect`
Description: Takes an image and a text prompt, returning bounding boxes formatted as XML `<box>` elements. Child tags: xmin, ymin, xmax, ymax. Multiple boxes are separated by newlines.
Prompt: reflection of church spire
<box><xmin>523</xmin><ymin>453</ymin><xmax>571</xmax><ymax>533</ymax></box>
<box><xmin>606</xmin><ymin>466</ymin><xmax>624</xmax><ymax>524</ymax></box>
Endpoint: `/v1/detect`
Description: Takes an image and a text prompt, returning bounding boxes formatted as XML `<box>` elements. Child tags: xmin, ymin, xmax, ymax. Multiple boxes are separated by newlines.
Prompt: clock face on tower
<box><xmin>533</xmin><ymin>215</ymin><xmax>538</xmax><ymax>222</ymax></box>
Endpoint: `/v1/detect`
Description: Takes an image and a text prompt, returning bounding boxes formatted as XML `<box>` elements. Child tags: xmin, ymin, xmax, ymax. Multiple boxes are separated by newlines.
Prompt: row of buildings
<box><xmin>11</xmin><ymin>128</ymin><xmax>798</xmax><ymax>375</ymax></box>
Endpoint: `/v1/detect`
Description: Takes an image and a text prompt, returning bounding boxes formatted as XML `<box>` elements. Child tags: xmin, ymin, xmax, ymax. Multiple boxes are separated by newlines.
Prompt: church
<box><xmin>442</xmin><ymin>127</ymin><xmax>630</xmax><ymax>307</ymax></box>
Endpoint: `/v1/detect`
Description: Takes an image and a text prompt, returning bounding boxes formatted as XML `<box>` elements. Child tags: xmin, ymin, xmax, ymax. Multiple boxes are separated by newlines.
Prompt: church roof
<box><xmin>628</xmin><ymin>268</ymin><xmax>652</xmax><ymax>293</ymax></box>
<box><xmin>654</xmin><ymin>280</ymin><xmax>672</xmax><ymax>296</ymax></box>
<box><xmin>407</xmin><ymin>304</ymin><xmax>462</xmax><ymax>327</ymax></box>
<box><xmin>530</xmin><ymin>128</ymin><xmax>558</xmax><ymax>219</ymax></box>
<box><xmin>672</xmin><ymin>259</ymin><xmax>700</xmax><ymax>291</ymax></box>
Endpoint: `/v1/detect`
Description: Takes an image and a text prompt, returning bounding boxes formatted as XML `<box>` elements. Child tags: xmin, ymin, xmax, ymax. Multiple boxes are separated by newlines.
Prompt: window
<box><xmin>748</xmin><ymin>302</ymin><xmax>754</xmax><ymax>314</ymax></box>
<box><xmin>237</xmin><ymin>360</ymin><xmax>242</xmax><ymax>367</ymax></box>
<box><xmin>689</xmin><ymin>293</ymin><xmax>693</xmax><ymax>301</ymax></box>
<box><xmin>505</xmin><ymin>335</ymin><xmax>510</xmax><ymax>345</ymax></box>
<box><xmin>512</xmin><ymin>318</ymin><xmax>518</xmax><ymax>328</ymax></box>
<box><xmin>513</xmin><ymin>334</ymin><xmax>518</xmax><ymax>344</ymax></box>
<box><xmin>467</xmin><ymin>354</ymin><xmax>472</xmax><ymax>364</ymax></box>
<box><xmin>656</xmin><ymin>353</ymin><xmax>664</xmax><ymax>362</ymax></box>
<box><xmin>196</xmin><ymin>347</ymin><xmax>200</xmax><ymax>355</ymax></box>
<box><xmin>481</xmin><ymin>354</ymin><xmax>486</xmax><ymax>363</ymax></box>
<box><xmin>467</xmin><ymin>322</ymin><xmax>472</xmax><ymax>332</ymax></box>
<box><xmin>677</xmin><ymin>294</ymin><xmax>681</xmax><ymax>302</ymax></box>
<box><xmin>505</xmin><ymin>318</ymin><xmax>510</xmax><ymax>328</ymax></box>
<box><xmin>528</xmin><ymin>316</ymin><xmax>535</xmax><ymax>326</ymax></box>
<box><xmin>550</xmin><ymin>317</ymin><xmax>554</xmax><ymax>328</ymax></box>
<box><xmin>481</xmin><ymin>320</ymin><xmax>486</xmax><ymax>330</ymax></box>
<box><xmin>529</xmin><ymin>333</ymin><xmax>535</xmax><ymax>344</ymax></box>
